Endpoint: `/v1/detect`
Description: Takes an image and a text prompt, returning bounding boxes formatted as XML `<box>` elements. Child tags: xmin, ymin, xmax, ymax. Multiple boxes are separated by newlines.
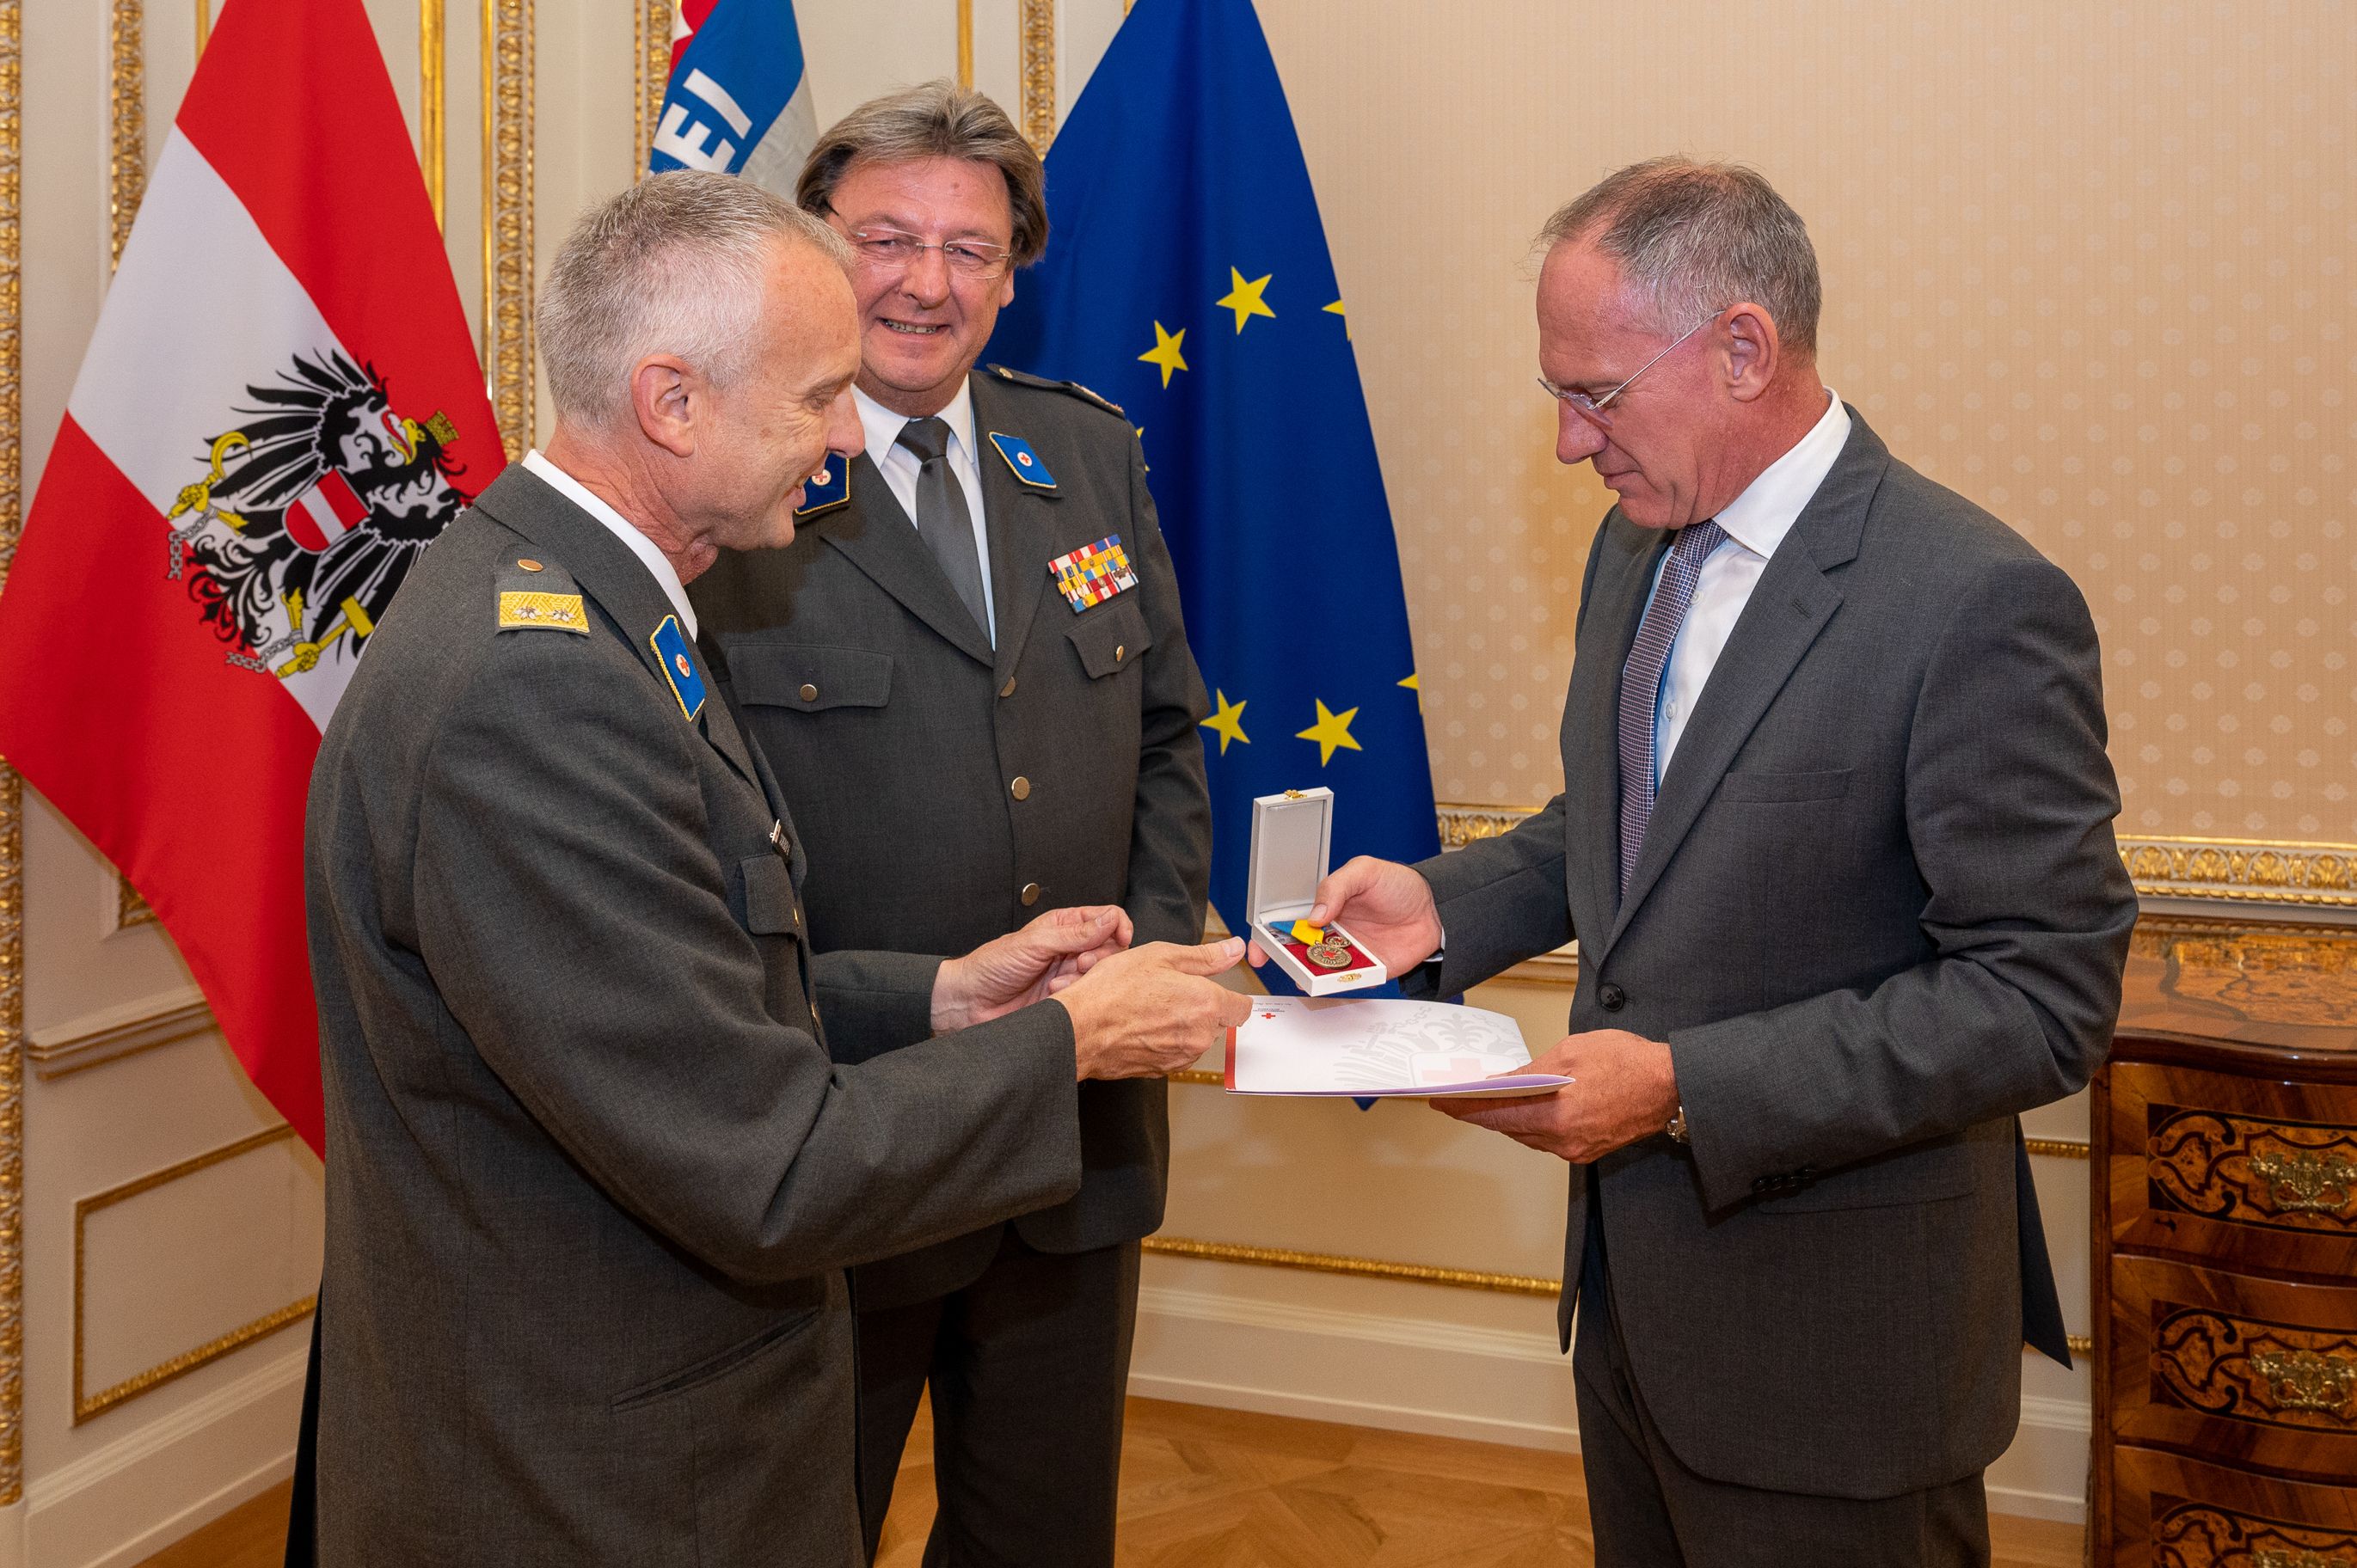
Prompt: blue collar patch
<box><xmin>795</xmin><ymin>457</ymin><xmax>850</xmax><ymax>516</ymax></box>
<box><xmin>650</xmin><ymin>615</ymin><xmax>707</xmax><ymax>721</ymax></box>
<box><xmin>986</xmin><ymin>432</ymin><xmax>1057</xmax><ymax>490</ymax></box>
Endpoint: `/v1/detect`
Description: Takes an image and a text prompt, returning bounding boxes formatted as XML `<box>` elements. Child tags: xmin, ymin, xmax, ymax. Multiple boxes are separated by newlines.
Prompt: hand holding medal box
<box><xmin>1246</xmin><ymin>787</ymin><xmax>1389</xmax><ymax>995</ymax></box>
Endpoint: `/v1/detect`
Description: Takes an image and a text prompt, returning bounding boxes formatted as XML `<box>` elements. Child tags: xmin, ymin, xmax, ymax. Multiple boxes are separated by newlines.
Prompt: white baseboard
<box><xmin>1130</xmin><ymin>1282</ymin><xmax>2090</xmax><ymax>1526</ymax></box>
<box><xmin>29</xmin><ymin>1343</ymin><xmax>307</xmax><ymax>1568</ymax></box>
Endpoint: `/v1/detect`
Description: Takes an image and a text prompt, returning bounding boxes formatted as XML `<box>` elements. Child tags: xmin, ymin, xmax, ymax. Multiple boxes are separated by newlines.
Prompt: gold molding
<box><xmin>0</xmin><ymin>0</ymin><xmax>22</xmax><ymax>1502</ymax></box>
<box><xmin>1017</xmin><ymin>0</ymin><xmax>1054</xmax><ymax>153</ymax></box>
<box><xmin>1436</xmin><ymin>802</ymin><xmax>1544</xmax><ymax>850</ymax></box>
<box><xmin>633</xmin><ymin>0</ymin><xmax>668</xmax><ymax>177</ymax></box>
<box><xmin>2026</xmin><ymin>1136</ymin><xmax>2090</xmax><ymax>1161</ymax></box>
<box><xmin>1145</xmin><ymin>1240</ymin><xmax>2093</xmax><ymax>1360</ymax></box>
<box><xmin>1170</xmin><ymin>1069</ymin><xmax>1222</xmax><ymax>1086</ymax></box>
<box><xmin>2119</xmin><ymin>835</ymin><xmax>2357</xmax><ymax>910</ymax></box>
<box><xmin>72</xmin><ymin>1125</ymin><xmax>314</xmax><ymax>1424</ymax></box>
<box><xmin>108</xmin><ymin>0</ymin><xmax>145</xmax><ymax>271</ymax></box>
<box><xmin>482</xmin><ymin>0</ymin><xmax>534</xmax><ymax>457</ymax></box>
<box><xmin>956</xmin><ymin>0</ymin><xmax>973</xmax><ymax>89</ymax></box>
<box><xmin>193</xmin><ymin>0</ymin><xmax>207</xmax><ymax>53</ymax></box>
<box><xmin>420</xmin><ymin>0</ymin><xmax>445</xmax><ymax>228</ymax></box>
<box><xmin>28</xmin><ymin>990</ymin><xmax>212</xmax><ymax>1081</ymax></box>
<box><xmin>116</xmin><ymin>871</ymin><xmax>154</xmax><ymax>929</ymax></box>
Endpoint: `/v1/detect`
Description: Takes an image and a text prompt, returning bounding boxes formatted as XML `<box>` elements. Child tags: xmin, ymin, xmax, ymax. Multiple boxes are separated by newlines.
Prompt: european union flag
<box><xmin>989</xmin><ymin>0</ymin><xmax>1439</xmax><ymax>959</ymax></box>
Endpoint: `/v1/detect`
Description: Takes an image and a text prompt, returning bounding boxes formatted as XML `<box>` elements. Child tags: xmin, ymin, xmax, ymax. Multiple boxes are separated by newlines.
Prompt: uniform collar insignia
<box><xmin>649</xmin><ymin>615</ymin><xmax>707</xmax><ymax>721</ymax></box>
<box><xmin>986</xmin><ymin>432</ymin><xmax>1058</xmax><ymax>490</ymax></box>
<box><xmin>795</xmin><ymin>458</ymin><xmax>851</xmax><ymax>517</ymax></box>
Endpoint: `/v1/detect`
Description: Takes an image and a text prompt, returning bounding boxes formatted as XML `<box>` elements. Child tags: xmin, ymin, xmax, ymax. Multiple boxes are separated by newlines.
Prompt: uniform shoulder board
<box><xmin>494</xmin><ymin>554</ymin><xmax>591</xmax><ymax>635</ymax></box>
<box><xmin>985</xmin><ymin>363</ymin><xmax>1126</xmax><ymax>420</ymax></box>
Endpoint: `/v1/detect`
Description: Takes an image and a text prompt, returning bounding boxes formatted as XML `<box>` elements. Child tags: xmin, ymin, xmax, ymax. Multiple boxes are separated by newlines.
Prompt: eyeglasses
<box><xmin>843</xmin><ymin>224</ymin><xmax>1013</xmax><ymax>281</ymax></box>
<box><xmin>1537</xmin><ymin>309</ymin><xmax>1724</xmax><ymax>426</ymax></box>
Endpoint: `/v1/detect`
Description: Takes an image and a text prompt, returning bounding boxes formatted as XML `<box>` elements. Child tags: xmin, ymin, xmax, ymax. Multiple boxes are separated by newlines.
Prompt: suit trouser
<box><xmin>1571</xmin><ymin>1202</ymin><xmax>1991</xmax><ymax>1568</ymax></box>
<box><xmin>855</xmin><ymin>1230</ymin><xmax>1142</xmax><ymax>1568</ymax></box>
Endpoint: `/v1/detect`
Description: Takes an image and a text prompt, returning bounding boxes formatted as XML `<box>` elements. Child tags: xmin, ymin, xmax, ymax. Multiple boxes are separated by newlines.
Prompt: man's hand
<box><xmin>1053</xmin><ymin>938</ymin><xmax>1254</xmax><ymax>1081</ymax></box>
<box><xmin>931</xmin><ymin>905</ymin><xmax>1135</xmax><ymax>1033</ymax></box>
<box><xmin>1433</xmin><ymin>1029</ymin><xmax>1680</xmax><ymax>1163</ymax></box>
<box><xmin>1244</xmin><ymin>854</ymin><xmax>1443</xmax><ymax>976</ymax></box>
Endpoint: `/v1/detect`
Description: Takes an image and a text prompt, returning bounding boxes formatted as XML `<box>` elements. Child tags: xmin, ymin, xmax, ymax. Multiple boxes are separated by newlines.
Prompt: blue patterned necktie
<box><xmin>1616</xmin><ymin>519</ymin><xmax>1728</xmax><ymax>897</ymax></box>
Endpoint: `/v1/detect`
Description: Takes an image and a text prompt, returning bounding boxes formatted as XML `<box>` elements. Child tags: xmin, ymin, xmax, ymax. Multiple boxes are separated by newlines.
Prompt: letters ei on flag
<box><xmin>0</xmin><ymin>0</ymin><xmax>503</xmax><ymax>1154</ymax></box>
<box><xmin>650</xmin><ymin>0</ymin><xmax>818</xmax><ymax>194</ymax></box>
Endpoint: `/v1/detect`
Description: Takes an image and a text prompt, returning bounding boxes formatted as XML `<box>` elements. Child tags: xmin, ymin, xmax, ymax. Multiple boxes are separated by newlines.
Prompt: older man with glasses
<box><xmin>690</xmin><ymin>82</ymin><xmax>1212</xmax><ymax>1568</ymax></box>
<box><xmin>1261</xmin><ymin>158</ymin><xmax>2136</xmax><ymax>1565</ymax></box>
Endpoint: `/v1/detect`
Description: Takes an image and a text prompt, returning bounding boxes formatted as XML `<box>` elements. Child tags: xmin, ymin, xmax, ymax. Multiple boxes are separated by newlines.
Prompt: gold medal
<box><xmin>1305</xmin><ymin>939</ymin><xmax>1354</xmax><ymax>970</ymax></box>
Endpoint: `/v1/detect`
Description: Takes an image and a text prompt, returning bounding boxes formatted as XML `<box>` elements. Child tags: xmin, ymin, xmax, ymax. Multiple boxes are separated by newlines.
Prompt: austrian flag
<box><xmin>0</xmin><ymin>0</ymin><xmax>501</xmax><ymax>1152</ymax></box>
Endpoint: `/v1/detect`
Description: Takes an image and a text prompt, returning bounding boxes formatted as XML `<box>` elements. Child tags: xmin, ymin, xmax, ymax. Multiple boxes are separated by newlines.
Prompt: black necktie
<box><xmin>896</xmin><ymin>416</ymin><xmax>990</xmax><ymax>642</ymax></box>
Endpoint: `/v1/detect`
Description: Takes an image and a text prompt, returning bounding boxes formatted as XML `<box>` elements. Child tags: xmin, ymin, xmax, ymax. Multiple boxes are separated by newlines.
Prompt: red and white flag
<box><xmin>0</xmin><ymin>0</ymin><xmax>502</xmax><ymax>1154</ymax></box>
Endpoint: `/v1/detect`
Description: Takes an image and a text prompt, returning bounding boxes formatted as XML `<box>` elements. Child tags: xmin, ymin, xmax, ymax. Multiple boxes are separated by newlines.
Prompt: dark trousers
<box><xmin>1571</xmin><ymin>1217</ymin><xmax>1991</xmax><ymax>1568</ymax></box>
<box><xmin>855</xmin><ymin>1231</ymin><xmax>1141</xmax><ymax>1568</ymax></box>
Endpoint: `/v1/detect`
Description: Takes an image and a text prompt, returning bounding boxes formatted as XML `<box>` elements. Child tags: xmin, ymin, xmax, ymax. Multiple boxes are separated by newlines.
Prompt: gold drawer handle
<box><xmin>2249</xmin><ymin>1149</ymin><xmax>2357</xmax><ymax>1215</ymax></box>
<box><xmin>2249</xmin><ymin>1350</ymin><xmax>2357</xmax><ymax>1415</ymax></box>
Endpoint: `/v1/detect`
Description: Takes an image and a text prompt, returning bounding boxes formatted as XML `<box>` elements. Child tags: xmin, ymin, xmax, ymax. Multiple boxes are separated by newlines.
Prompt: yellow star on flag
<box><xmin>1218</xmin><ymin>267</ymin><xmax>1276</xmax><ymax>334</ymax></box>
<box><xmin>1139</xmin><ymin>322</ymin><xmax>1189</xmax><ymax>388</ymax></box>
<box><xmin>1200</xmin><ymin>690</ymin><xmax>1249</xmax><ymax>755</ymax></box>
<box><xmin>1324</xmin><ymin>298</ymin><xmax>1348</xmax><ymax>340</ymax></box>
<box><xmin>1397</xmin><ymin>671</ymin><xmax>1421</xmax><ymax>712</ymax></box>
<box><xmin>1296</xmin><ymin>699</ymin><xmax>1363</xmax><ymax>766</ymax></box>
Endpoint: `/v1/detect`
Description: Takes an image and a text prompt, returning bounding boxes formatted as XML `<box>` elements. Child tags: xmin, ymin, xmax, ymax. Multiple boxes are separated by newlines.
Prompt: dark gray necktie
<box><xmin>896</xmin><ymin>416</ymin><xmax>990</xmax><ymax>641</ymax></box>
<box><xmin>1616</xmin><ymin>518</ymin><xmax>1728</xmax><ymax>897</ymax></box>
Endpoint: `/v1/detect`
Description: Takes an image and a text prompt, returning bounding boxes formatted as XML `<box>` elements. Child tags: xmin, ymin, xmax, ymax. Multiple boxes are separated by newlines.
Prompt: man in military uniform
<box><xmin>689</xmin><ymin>83</ymin><xmax>1212</xmax><ymax>1567</ymax></box>
<box><xmin>305</xmin><ymin>170</ymin><xmax>1248</xmax><ymax>1565</ymax></box>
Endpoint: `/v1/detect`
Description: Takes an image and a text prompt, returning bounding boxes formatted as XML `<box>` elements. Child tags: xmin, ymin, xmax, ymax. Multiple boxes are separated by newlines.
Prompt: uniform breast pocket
<box><xmin>731</xmin><ymin>853</ymin><xmax>802</xmax><ymax>941</ymax></box>
<box><xmin>728</xmin><ymin>640</ymin><xmax>893</xmax><ymax>714</ymax></box>
<box><xmin>1065</xmin><ymin>598</ymin><xmax>1151</xmax><ymax>680</ymax></box>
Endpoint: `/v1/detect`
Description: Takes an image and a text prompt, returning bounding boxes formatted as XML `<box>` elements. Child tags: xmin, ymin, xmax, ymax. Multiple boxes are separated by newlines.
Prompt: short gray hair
<box><xmin>1538</xmin><ymin>159</ymin><xmax>1821</xmax><ymax>356</ymax></box>
<box><xmin>797</xmin><ymin>81</ymin><xmax>1048</xmax><ymax>267</ymax></box>
<box><xmin>537</xmin><ymin>169</ymin><xmax>851</xmax><ymax>426</ymax></box>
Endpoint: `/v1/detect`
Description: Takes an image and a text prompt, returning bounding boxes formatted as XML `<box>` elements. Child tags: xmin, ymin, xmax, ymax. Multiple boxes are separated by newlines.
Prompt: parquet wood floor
<box><xmin>140</xmin><ymin>1402</ymin><xmax>2086</xmax><ymax>1566</ymax></box>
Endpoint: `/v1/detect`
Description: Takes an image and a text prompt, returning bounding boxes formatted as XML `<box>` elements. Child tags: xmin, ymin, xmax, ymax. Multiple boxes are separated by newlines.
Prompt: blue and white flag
<box><xmin>648</xmin><ymin>0</ymin><xmax>816</xmax><ymax>195</ymax></box>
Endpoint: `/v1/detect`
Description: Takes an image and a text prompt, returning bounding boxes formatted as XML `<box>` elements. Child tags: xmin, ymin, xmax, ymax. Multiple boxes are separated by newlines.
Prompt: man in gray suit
<box><xmin>691</xmin><ymin>84</ymin><xmax>1210</xmax><ymax>1566</ymax></box>
<box><xmin>305</xmin><ymin>170</ymin><xmax>1249</xmax><ymax>1565</ymax></box>
<box><xmin>1265</xmin><ymin>160</ymin><xmax>2137</xmax><ymax>1565</ymax></box>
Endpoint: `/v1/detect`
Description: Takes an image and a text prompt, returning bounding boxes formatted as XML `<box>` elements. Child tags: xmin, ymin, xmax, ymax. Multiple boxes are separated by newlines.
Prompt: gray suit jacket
<box><xmin>1410</xmin><ymin>412</ymin><xmax>2135</xmax><ymax>1499</ymax></box>
<box><xmin>691</xmin><ymin>366</ymin><xmax>1212</xmax><ymax>1308</ymax></box>
<box><xmin>305</xmin><ymin>466</ymin><xmax>1087</xmax><ymax>1565</ymax></box>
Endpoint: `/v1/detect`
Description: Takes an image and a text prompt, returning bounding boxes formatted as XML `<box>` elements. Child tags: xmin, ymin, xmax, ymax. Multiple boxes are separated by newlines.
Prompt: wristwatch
<box><xmin>1666</xmin><ymin>1104</ymin><xmax>1691</xmax><ymax>1145</ymax></box>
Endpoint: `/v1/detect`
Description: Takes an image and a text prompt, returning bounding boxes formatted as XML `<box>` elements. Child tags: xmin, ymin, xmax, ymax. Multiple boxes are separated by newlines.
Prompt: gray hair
<box><xmin>536</xmin><ymin>169</ymin><xmax>852</xmax><ymax>427</ymax></box>
<box><xmin>1538</xmin><ymin>158</ymin><xmax>1821</xmax><ymax>356</ymax></box>
<box><xmin>797</xmin><ymin>81</ymin><xmax>1048</xmax><ymax>266</ymax></box>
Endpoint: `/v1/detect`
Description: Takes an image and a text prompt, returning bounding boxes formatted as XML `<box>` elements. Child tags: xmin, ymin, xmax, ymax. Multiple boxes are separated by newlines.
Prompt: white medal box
<box><xmin>1247</xmin><ymin>787</ymin><xmax>1389</xmax><ymax>995</ymax></box>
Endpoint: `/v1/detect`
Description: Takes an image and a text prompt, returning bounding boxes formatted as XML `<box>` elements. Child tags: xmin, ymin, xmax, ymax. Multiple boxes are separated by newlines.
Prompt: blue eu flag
<box><xmin>990</xmin><ymin>0</ymin><xmax>1439</xmax><ymax>956</ymax></box>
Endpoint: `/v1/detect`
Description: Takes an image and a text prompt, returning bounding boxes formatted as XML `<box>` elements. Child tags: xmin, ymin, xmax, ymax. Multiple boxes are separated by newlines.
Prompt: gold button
<box><xmin>517</xmin><ymin>558</ymin><xmax>543</xmax><ymax>573</ymax></box>
<box><xmin>799</xmin><ymin>683</ymin><xmax>818</xmax><ymax>702</ymax></box>
<box><xmin>1010</xmin><ymin>776</ymin><xmax>1031</xmax><ymax>800</ymax></box>
<box><xmin>999</xmin><ymin>677</ymin><xmax>1017</xmax><ymax>698</ymax></box>
<box><xmin>1021</xmin><ymin>882</ymin><xmax>1041</xmax><ymax>906</ymax></box>
<box><xmin>1114</xmin><ymin>644</ymin><xmax>1126</xmax><ymax>662</ymax></box>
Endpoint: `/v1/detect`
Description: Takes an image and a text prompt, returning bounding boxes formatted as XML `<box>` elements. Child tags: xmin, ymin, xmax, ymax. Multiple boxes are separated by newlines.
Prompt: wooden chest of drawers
<box><xmin>2094</xmin><ymin>917</ymin><xmax>2357</xmax><ymax>1567</ymax></box>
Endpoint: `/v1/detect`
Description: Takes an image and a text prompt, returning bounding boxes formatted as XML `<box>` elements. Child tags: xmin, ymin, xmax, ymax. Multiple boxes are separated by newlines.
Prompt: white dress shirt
<box><xmin>1649</xmin><ymin>390</ymin><xmax>1851</xmax><ymax>780</ymax></box>
<box><xmin>521</xmin><ymin>449</ymin><xmax>698</xmax><ymax>639</ymax></box>
<box><xmin>854</xmin><ymin>381</ymin><xmax>998</xmax><ymax>646</ymax></box>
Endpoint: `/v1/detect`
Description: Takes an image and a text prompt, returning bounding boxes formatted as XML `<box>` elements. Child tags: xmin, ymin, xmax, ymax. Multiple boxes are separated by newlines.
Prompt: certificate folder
<box><xmin>1224</xmin><ymin>996</ymin><xmax>1572</xmax><ymax>1098</ymax></box>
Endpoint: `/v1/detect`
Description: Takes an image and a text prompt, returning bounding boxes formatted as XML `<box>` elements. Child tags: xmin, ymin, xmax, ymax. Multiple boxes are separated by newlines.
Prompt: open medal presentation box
<box><xmin>1247</xmin><ymin>787</ymin><xmax>1388</xmax><ymax>995</ymax></box>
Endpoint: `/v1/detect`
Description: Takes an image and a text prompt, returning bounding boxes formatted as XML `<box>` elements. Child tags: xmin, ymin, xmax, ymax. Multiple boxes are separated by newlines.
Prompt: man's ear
<box><xmin>630</xmin><ymin>355</ymin><xmax>697</xmax><ymax>457</ymax></box>
<box><xmin>1722</xmin><ymin>303</ymin><xmax>1780</xmax><ymax>403</ymax></box>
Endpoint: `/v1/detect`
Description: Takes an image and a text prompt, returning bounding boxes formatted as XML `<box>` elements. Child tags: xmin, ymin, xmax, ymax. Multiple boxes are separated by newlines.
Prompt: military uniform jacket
<box><xmin>1408</xmin><ymin>413</ymin><xmax>2137</xmax><ymax>1501</ymax></box>
<box><xmin>304</xmin><ymin>465</ymin><xmax>1087</xmax><ymax>1565</ymax></box>
<box><xmin>691</xmin><ymin>367</ymin><xmax>1212</xmax><ymax>1308</ymax></box>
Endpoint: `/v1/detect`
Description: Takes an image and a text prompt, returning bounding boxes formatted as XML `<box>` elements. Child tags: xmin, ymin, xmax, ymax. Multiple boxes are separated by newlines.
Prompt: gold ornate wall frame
<box><xmin>71</xmin><ymin>1124</ymin><xmax>313</xmax><ymax>1424</ymax></box>
<box><xmin>481</xmin><ymin>0</ymin><xmax>534</xmax><ymax>457</ymax></box>
<box><xmin>0</xmin><ymin>0</ymin><xmax>25</xmax><ymax>1503</ymax></box>
<box><xmin>632</xmin><ymin>0</ymin><xmax>667</xmax><ymax>176</ymax></box>
<box><xmin>1018</xmin><ymin>0</ymin><xmax>1054</xmax><ymax>152</ymax></box>
<box><xmin>108</xmin><ymin>0</ymin><xmax>144</xmax><ymax>271</ymax></box>
<box><xmin>957</xmin><ymin>0</ymin><xmax>974</xmax><ymax>89</ymax></box>
<box><xmin>420</xmin><ymin>0</ymin><xmax>445</xmax><ymax>227</ymax></box>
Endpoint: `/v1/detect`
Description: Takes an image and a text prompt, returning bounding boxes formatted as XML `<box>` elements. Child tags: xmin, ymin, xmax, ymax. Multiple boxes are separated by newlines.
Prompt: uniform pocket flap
<box><xmin>1065</xmin><ymin>600</ymin><xmax>1151</xmax><ymax>680</ymax></box>
<box><xmin>727</xmin><ymin>640</ymin><xmax>893</xmax><ymax>712</ymax></box>
<box><xmin>734</xmin><ymin>854</ymin><xmax>801</xmax><ymax>937</ymax></box>
<box><xmin>1718</xmin><ymin>768</ymin><xmax>1854</xmax><ymax>804</ymax></box>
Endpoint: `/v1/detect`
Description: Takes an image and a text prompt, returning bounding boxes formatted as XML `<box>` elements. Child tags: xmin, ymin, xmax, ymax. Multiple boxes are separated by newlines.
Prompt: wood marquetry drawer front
<box><xmin>2108</xmin><ymin>1256</ymin><xmax>2357</xmax><ymax>1485</ymax></box>
<box><xmin>2108</xmin><ymin>1060</ymin><xmax>2357</xmax><ymax>1279</ymax></box>
<box><xmin>2110</xmin><ymin>1446</ymin><xmax>2357</xmax><ymax>1568</ymax></box>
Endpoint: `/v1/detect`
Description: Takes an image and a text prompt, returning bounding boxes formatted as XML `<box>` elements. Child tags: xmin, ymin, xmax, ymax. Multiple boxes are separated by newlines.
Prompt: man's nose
<box><xmin>898</xmin><ymin>246</ymin><xmax>954</xmax><ymax>304</ymax></box>
<box><xmin>826</xmin><ymin>389</ymin><xmax>865</xmax><ymax>458</ymax></box>
<box><xmin>1556</xmin><ymin>401</ymin><xmax>1606</xmax><ymax>465</ymax></box>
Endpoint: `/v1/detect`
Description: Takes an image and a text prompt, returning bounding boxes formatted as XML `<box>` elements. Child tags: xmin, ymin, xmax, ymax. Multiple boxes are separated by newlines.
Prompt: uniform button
<box><xmin>799</xmin><ymin>683</ymin><xmax>818</xmax><ymax>702</ymax></box>
<box><xmin>1599</xmin><ymin>982</ymin><xmax>1627</xmax><ymax>1012</ymax></box>
<box><xmin>999</xmin><ymin>677</ymin><xmax>1017</xmax><ymax>698</ymax></box>
<box><xmin>1020</xmin><ymin>882</ymin><xmax>1041</xmax><ymax>906</ymax></box>
<box><xmin>1114</xmin><ymin>644</ymin><xmax>1126</xmax><ymax>662</ymax></box>
<box><xmin>1010</xmin><ymin>776</ymin><xmax>1031</xmax><ymax>801</ymax></box>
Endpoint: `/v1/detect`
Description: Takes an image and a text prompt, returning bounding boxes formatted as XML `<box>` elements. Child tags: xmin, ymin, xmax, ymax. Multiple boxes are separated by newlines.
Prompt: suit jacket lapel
<box><xmin>474</xmin><ymin>467</ymin><xmax>761</xmax><ymax>791</ymax></box>
<box><xmin>1601</xmin><ymin>412</ymin><xmax>1887</xmax><ymax>954</ymax></box>
<box><xmin>808</xmin><ymin>451</ymin><xmax>997</xmax><ymax>667</ymax></box>
<box><xmin>1567</xmin><ymin>522</ymin><xmax>1669</xmax><ymax>955</ymax></box>
<box><xmin>970</xmin><ymin>374</ymin><xmax>1060</xmax><ymax>684</ymax></box>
